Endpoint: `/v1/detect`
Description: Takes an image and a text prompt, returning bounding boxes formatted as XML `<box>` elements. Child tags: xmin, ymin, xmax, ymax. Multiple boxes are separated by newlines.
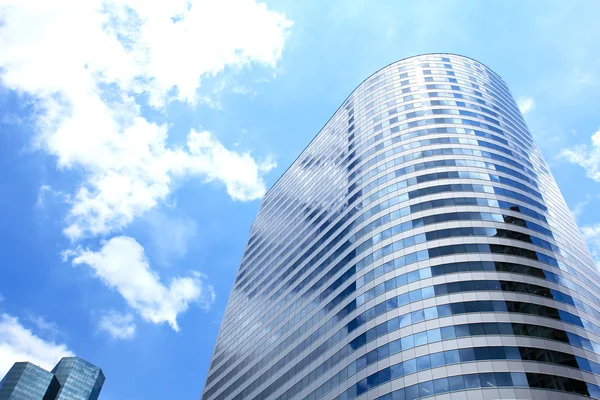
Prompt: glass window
<box><xmin>419</xmin><ymin>381</ymin><xmax>434</xmax><ymax>397</ymax></box>
<box><xmin>356</xmin><ymin>355</ymin><xmax>367</xmax><ymax>371</ymax></box>
<box><xmin>427</xmin><ymin>328</ymin><xmax>442</xmax><ymax>343</ymax></box>
<box><xmin>392</xmin><ymin>388</ymin><xmax>405</xmax><ymax>400</ymax></box>
<box><xmin>433</xmin><ymin>377</ymin><xmax>449</xmax><ymax>394</ymax></box>
<box><xmin>403</xmin><ymin>358</ymin><xmax>417</xmax><ymax>375</ymax></box>
<box><xmin>412</xmin><ymin>309</ymin><xmax>425</xmax><ymax>323</ymax></box>
<box><xmin>366</xmin><ymin>350</ymin><xmax>378</xmax><ymax>365</ymax></box>
<box><xmin>448</xmin><ymin>375</ymin><xmax>466</xmax><ymax>391</ymax></box>
<box><xmin>401</xmin><ymin>334</ymin><xmax>414</xmax><ymax>349</ymax></box>
<box><xmin>440</xmin><ymin>326</ymin><xmax>455</xmax><ymax>340</ymax></box>
<box><xmin>469</xmin><ymin>323</ymin><xmax>485</xmax><ymax>335</ymax></box>
<box><xmin>414</xmin><ymin>331</ymin><xmax>428</xmax><ymax>346</ymax></box>
<box><xmin>357</xmin><ymin>378</ymin><xmax>368</xmax><ymax>395</ymax></box>
<box><xmin>504</xmin><ymin>346</ymin><xmax>520</xmax><ymax>360</ymax></box>
<box><xmin>459</xmin><ymin>348</ymin><xmax>475</xmax><ymax>362</ymax></box>
<box><xmin>474</xmin><ymin>347</ymin><xmax>491</xmax><ymax>360</ymax></box>
<box><xmin>495</xmin><ymin>372</ymin><xmax>513</xmax><ymax>387</ymax></box>
<box><xmin>430</xmin><ymin>351</ymin><xmax>445</xmax><ymax>368</ymax></box>
<box><xmin>480</xmin><ymin>372</ymin><xmax>497</xmax><ymax>387</ymax></box>
<box><xmin>464</xmin><ymin>373</ymin><xmax>481</xmax><ymax>389</ymax></box>
<box><xmin>444</xmin><ymin>349</ymin><xmax>460</xmax><ymax>365</ymax></box>
<box><xmin>416</xmin><ymin>355</ymin><xmax>431</xmax><ymax>371</ymax></box>
<box><xmin>405</xmin><ymin>384</ymin><xmax>419</xmax><ymax>400</ymax></box>
<box><xmin>390</xmin><ymin>363</ymin><xmax>403</xmax><ymax>379</ymax></box>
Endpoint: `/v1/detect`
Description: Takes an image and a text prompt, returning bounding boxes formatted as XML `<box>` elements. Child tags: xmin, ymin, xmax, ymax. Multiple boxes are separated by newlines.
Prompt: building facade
<box><xmin>0</xmin><ymin>363</ymin><xmax>60</xmax><ymax>400</ymax></box>
<box><xmin>51</xmin><ymin>357</ymin><xmax>105</xmax><ymax>400</ymax></box>
<box><xmin>201</xmin><ymin>54</ymin><xmax>600</xmax><ymax>400</ymax></box>
<box><xmin>0</xmin><ymin>357</ymin><xmax>104</xmax><ymax>400</ymax></box>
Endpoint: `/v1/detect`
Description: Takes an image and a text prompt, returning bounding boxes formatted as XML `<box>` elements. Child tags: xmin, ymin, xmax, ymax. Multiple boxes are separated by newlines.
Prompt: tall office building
<box><xmin>51</xmin><ymin>357</ymin><xmax>105</xmax><ymax>400</ymax></box>
<box><xmin>0</xmin><ymin>357</ymin><xmax>104</xmax><ymax>400</ymax></box>
<box><xmin>0</xmin><ymin>363</ymin><xmax>60</xmax><ymax>400</ymax></box>
<box><xmin>202</xmin><ymin>54</ymin><xmax>600</xmax><ymax>400</ymax></box>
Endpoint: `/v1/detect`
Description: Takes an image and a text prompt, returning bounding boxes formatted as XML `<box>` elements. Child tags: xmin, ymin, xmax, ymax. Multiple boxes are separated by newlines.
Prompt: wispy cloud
<box><xmin>571</xmin><ymin>69</ymin><xmax>598</xmax><ymax>86</ymax></box>
<box><xmin>36</xmin><ymin>185</ymin><xmax>67</xmax><ymax>209</ymax></box>
<box><xmin>231</xmin><ymin>85</ymin><xmax>258</xmax><ymax>97</ymax></box>
<box><xmin>581</xmin><ymin>224</ymin><xmax>600</xmax><ymax>268</ymax></box>
<box><xmin>0</xmin><ymin>313</ymin><xmax>73</xmax><ymax>377</ymax></box>
<box><xmin>558</xmin><ymin>127</ymin><xmax>600</xmax><ymax>181</ymax></box>
<box><xmin>98</xmin><ymin>311</ymin><xmax>136</xmax><ymax>340</ymax></box>
<box><xmin>517</xmin><ymin>97</ymin><xmax>535</xmax><ymax>114</ymax></box>
<box><xmin>26</xmin><ymin>315</ymin><xmax>64</xmax><ymax>342</ymax></box>
<box><xmin>570</xmin><ymin>195</ymin><xmax>592</xmax><ymax>221</ymax></box>
<box><xmin>66</xmin><ymin>236</ymin><xmax>215</xmax><ymax>331</ymax></box>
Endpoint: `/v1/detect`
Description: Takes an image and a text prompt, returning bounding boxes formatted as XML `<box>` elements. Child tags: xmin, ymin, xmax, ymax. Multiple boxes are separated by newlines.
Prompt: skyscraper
<box><xmin>0</xmin><ymin>357</ymin><xmax>104</xmax><ymax>400</ymax></box>
<box><xmin>51</xmin><ymin>357</ymin><xmax>105</xmax><ymax>400</ymax></box>
<box><xmin>0</xmin><ymin>363</ymin><xmax>60</xmax><ymax>400</ymax></box>
<box><xmin>202</xmin><ymin>54</ymin><xmax>600</xmax><ymax>400</ymax></box>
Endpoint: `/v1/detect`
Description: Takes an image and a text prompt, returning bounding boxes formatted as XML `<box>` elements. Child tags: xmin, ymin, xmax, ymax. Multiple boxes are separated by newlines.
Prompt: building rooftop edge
<box><xmin>259</xmin><ymin>53</ymin><xmax>503</xmax><ymax>200</ymax></box>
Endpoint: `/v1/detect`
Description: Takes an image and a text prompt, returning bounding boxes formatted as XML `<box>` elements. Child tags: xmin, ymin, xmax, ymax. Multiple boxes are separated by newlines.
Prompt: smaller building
<box><xmin>0</xmin><ymin>357</ymin><xmax>104</xmax><ymax>400</ymax></box>
<box><xmin>51</xmin><ymin>358</ymin><xmax>104</xmax><ymax>400</ymax></box>
<box><xmin>0</xmin><ymin>363</ymin><xmax>60</xmax><ymax>400</ymax></box>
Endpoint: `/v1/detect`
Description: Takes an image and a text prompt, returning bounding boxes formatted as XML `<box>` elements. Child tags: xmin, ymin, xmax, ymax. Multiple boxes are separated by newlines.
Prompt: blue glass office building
<box><xmin>0</xmin><ymin>362</ymin><xmax>60</xmax><ymax>400</ymax></box>
<box><xmin>202</xmin><ymin>54</ymin><xmax>600</xmax><ymax>400</ymax></box>
<box><xmin>51</xmin><ymin>358</ymin><xmax>104</xmax><ymax>400</ymax></box>
<box><xmin>0</xmin><ymin>357</ymin><xmax>104</xmax><ymax>400</ymax></box>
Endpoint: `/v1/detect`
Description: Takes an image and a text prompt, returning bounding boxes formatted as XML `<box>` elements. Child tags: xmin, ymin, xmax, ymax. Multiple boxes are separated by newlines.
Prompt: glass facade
<box><xmin>201</xmin><ymin>54</ymin><xmax>600</xmax><ymax>400</ymax></box>
<box><xmin>0</xmin><ymin>362</ymin><xmax>60</xmax><ymax>400</ymax></box>
<box><xmin>0</xmin><ymin>357</ymin><xmax>104</xmax><ymax>400</ymax></box>
<box><xmin>51</xmin><ymin>358</ymin><xmax>105</xmax><ymax>400</ymax></box>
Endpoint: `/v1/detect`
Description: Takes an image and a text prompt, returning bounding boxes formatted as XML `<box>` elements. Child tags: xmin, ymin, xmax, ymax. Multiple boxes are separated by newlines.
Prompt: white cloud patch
<box><xmin>559</xmin><ymin>128</ymin><xmax>600</xmax><ymax>181</ymax></box>
<box><xmin>98</xmin><ymin>311</ymin><xmax>136</xmax><ymax>340</ymax></box>
<box><xmin>0</xmin><ymin>0</ymin><xmax>291</xmax><ymax>240</ymax></box>
<box><xmin>36</xmin><ymin>185</ymin><xmax>67</xmax><ymax>209</ymax></box>
<box><xmin>0</xmin><ymin>313</ymin><xmax>74</xmax><ymax>377</ymax></box>
<box><xmin>26</xmin><ymin>315</ymin><xmax>63</xmax><ymax>342</ymax></box>
<box><xmin>517</xmin><ymin>97</ymin><xmax>535</xmax><ymax>114</ymax></box>
<box><xmin>36</xmin><ymin>185</ymin><xmax>53</xmax><ymax>208</ymax></box>
<box><xmin>570</xmin><ymin>197</ymin><xmax>590</xmax><ymax>222</ymax></box>
<box><xmin>68</xmin><ymin>236</ymin><xmax>215</xmax><ymax>331</ymax></box>
<box><xmin>572</xmin><ymin>69</ymin><xmax>598</xmax><ymax>86</ymax></box>
<box><xmin>581</xmin><ymin>224</ymin><xmax>600</xmax><ymax>268</ymax></box>
<box><xmin>231</xmin><ymin>85</ymin><xmax>258</xmax><ymax>97</ymax></box>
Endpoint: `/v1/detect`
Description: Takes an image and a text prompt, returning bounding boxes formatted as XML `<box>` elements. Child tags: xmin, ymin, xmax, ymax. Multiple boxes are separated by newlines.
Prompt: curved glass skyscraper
<box><xmin>202</xmin><ymin>54</ymin><xmax>600</xmax><ymax>400</ymax></box>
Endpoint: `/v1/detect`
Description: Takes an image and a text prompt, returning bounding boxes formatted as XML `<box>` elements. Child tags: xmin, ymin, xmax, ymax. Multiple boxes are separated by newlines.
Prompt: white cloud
<box><xmin>0</xmin><ymin>313</ymin><xmax>74</xmax><ymax>377</ymax></box>
<box><xmin>69</xmin><ymin>236</ymin><xmax>215</xmax><ymax>331</ymax></box>
<box><xmin>572</xmin><ymin>69</ymin><xmax>598</xmax><ymax>86</ymax></box>
<box><xmin>0</xmin><ymin>0</ymin><xmax>291</xmax><ymax>240</ymax></box>
<box><xmin>36</xmin><ymin>185</ymin><xmax>66</xmax><ymax>209</ymax></box>
<box><xmin>231</xmin><ymin>85</ymin><xmax>258</xmax><ymax>97</ymax></box>
<box><xmin>26</xmin><ymin>315</ymin><xmax>63</xmax><ymax>341</ymax></box>
<box><xmin>570</xmin><ymin>196</ymin><xmax>591</xmax><ymax>222</ymax></box>
<box><xmin>517</xmin><ymin>97</ymin><xmax>535</xmax><ymax>114</ymax></box>
<box><xmin>559</xmin><ymin>128</ymin><xmax>600</xmax><ymax>181</ymax></box>
<box><xmin>36</xmin><ymin>185</ymin><xmax>52</xmax><ymax>208</ymax></box>
<box><xmin>98</xmin><ymin>311</ymin><xmax>136</xmax><ymax>340</ymax></box>
<box><xmin>581</xmin><ymin>224</ymin><xmax>600</xmax><ymax>268</ymax></box>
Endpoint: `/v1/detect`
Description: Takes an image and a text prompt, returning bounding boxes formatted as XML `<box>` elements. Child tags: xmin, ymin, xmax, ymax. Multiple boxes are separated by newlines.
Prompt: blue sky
<box><xmin>1</xmin><ymin>1</ymin><xmax>600</xmax><ymax>399</ymax></box>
